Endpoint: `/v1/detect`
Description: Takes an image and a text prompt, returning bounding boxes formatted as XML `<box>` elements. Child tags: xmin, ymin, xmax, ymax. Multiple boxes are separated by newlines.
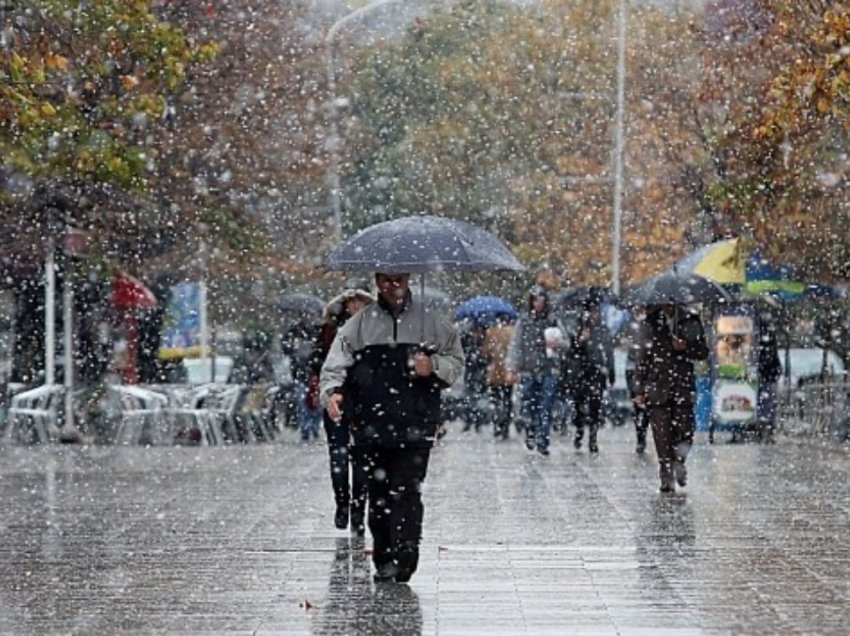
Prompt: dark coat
<box><xmin>567</xmin><ymin>314</ymin><xmax>615</xmax><ymax>391</ymax></box>
<box><xmin>634</xmin><ymin>308</ymin><xmax>709</xmax><ymax>407</ymax></box>
<box><xmin>757</xmin><ymin>321</ymin><xmax>782</xmax><ymax>385</ymax></box>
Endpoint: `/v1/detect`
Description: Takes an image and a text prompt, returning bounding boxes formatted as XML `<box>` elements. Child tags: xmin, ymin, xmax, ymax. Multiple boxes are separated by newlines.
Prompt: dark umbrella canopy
<box><xmin>324</xmin><ymin>215</ymin><xmax>524</xmax><ymax>273</ymax></box>
<box><xmin>552</xmin><ymin>286</ymin><xmax>615</xmax><ymax>312</ymax></box>
<box><xmin>279</xmin><ymin>292</ymin><xmax>324</xmax><ymax>316</ymax></box>
<box><xmin>622</xmin><ymin>272</ymin><xmax>731</xmax><ymax>307</ymax></box>
<box><xmin>454</xmin><ymin>296</ymin><xmax>518</xmax><ymax>326</ymax></box>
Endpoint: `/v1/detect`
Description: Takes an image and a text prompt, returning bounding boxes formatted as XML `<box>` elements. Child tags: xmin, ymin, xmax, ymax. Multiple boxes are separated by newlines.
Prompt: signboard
<box><xmin>158</xmin><ymin>282</ymin><xmax>203</xmax><ymax>360</ymax></box>
<box><xmin>712</xmin><ymin>312</ymin><xmax>757</xmax><ymax>426</ymax></box>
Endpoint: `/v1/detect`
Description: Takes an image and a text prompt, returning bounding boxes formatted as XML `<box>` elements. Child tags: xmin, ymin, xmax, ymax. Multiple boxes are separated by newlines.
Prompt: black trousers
<box><xmin>573</xmin><ymin>381</ymin><xmax>604</xmax><ymax>441</ymax></box>
<box><xmin>490</xmin><ymin>385</ymin><xmax>513</xmax><ymax>438</ymax></box>
<box><xmin>360</xmin><ymin>445</ymin><xmax>432</xmax><ymax>569</ymax></box>
<box><xmin>323</xmin><ymin>411</ymin><xmax>368</xmax><ymax>517</ymax></box>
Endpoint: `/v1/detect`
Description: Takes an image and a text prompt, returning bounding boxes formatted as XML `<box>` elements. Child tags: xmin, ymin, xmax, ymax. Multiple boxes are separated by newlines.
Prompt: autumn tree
<box><xmin>338</xmin><ymin>0</ymin><xmax>705</xmax><ymax>287</ymax></box>
<box><xmin>684</xmin><ymin>0</ymin><xmax>850</xmax><ymax>281</ymax></box>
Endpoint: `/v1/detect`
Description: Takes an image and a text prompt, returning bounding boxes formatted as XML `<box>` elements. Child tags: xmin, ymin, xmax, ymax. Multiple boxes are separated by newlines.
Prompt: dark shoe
<box><xmin>635</xmin><ymin>430</ymin><xmax>647</xmax><ymax>454</ymax></box>
<box><xmin>660</xmin><ymin>473</ymin><xmax>675</xmax><ymax>494</ymax></box>
<box><xmin>588</xmin><ymin>438</ymin><xmax>599</xmax><ymax>453</ymax></box>
<box><xmin>395</xmin><ymin>547</ymin><xmax>419</xmax><ymax>583</ymax></box>
<box><xmin>373</xmin><ymin>562</ymin><xmax>398</xmax><ymax>582</ymax></box>
<box><xmin>525</xmin><ymin>436</ymin><xmax>535</xmax><ymax>451</ymax></box>
<box><xmin>537</xmin><ymin>447</ymin><xmax>550</xmax><ymax>456</ymax></box>
<box><xmin>350</xmin><ymin>508</ymin><xmax>365</xmax><ymax>536</ymax></box>
<box><xmin>659</xmin><ymin>484</ymin><xmax>675</xmax><ymax>494</ymax></box>
<box><xmin>673</xmin><ymin>461</ymin><xmax>687</xmax><ymax>488</ymax></box>
<box><xmin>334</xmin><ymin>505</ymin><xmax>348</xmax><ymax>530</ymax></box>
<box><xmin>573</xmin><ymin>435</ymin><xmax>583</xmax><ymax>450</ymax></box>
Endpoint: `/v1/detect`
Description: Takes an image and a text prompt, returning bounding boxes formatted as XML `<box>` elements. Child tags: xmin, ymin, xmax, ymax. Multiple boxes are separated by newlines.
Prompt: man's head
<box><xmin>375</xmin><ymin>272</ymin><xmax>410</xmax><ymax>308</ymax></box>
<box><xmin>529</xmin><ymin>285</ymin><xmax>548</xmax><ymax>314</ymax></box>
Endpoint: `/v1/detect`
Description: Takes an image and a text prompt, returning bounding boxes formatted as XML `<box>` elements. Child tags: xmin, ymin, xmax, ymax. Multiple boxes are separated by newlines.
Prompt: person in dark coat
<box><xmin>506</xmin><ymin>286</ymin><xmax>562</xmax><ymax>456</ymax></box>
<box><xmin>282</xmin><ymin>313</ymin><xmax>322</xmax><ymax>440</ymax></box>
<box><xmin>315</xmin><ymin>287</ymin><xmax>374</xmax><ymax>534</ymax></box>
<box><xmin>567</xmin><ymin>298</ymin><xmax>615</xmax><ymax>453</ymax></box>
<box><xmin>634</xmin><ymin>304</ymin><xmax>709</xmax><ymax>493</ymax></box>
<box><xmin>460</xmin><ymin>324</ymin><xmax>489</xmax><ymax>432</ymax></box>
<box><xmin>622</xmin><ymin>308</ymin><xmax>651</xmax><ymax>453</ymax></box>
<box><xmin>756</xmin><ymin>311</ymin><xmax>782</xmax><ymax>444</ymax></box>
<box><xmin>320</xmin><ymin>272</ymin><xmax>464</xmax><ymax>583</ymax></box>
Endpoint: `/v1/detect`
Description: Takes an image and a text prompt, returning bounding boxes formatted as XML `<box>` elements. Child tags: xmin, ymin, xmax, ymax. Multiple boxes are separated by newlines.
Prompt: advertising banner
<box><xmin>158</xmin><ymin>282</ymin><xmax>203</xmax><ymax>360</ymax></box>
<box><xmin>712</xmin><ymin>312</ymin><xmax>758</xmax><ymax>426</ymax></box>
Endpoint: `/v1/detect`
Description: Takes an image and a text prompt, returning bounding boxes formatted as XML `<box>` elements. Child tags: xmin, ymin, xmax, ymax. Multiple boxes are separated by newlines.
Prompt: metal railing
<box><xmin>777</xmin><ymin>376</ymin><xmax>850</xmax><ymax>443</ymax></box>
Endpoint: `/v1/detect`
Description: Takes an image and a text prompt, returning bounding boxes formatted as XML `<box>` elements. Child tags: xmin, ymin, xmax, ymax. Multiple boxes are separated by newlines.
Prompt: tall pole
<box><xmin>611</xmin><ymin>0</ymin><xmax>627</xmax><ymax>295</ymax></box>
<box><xmin>325</xmin><ymin>0</ymin><xmax>406</xmax><ymax>243</ymax></box>
<box><xmin>44</xmin><ymin>237</ymin><xmax>55</xmax><ymax>386</ymax></box>
<box><xmin>199</xmin><ymin>239</ymin><xmax>210</xmax><ymax>380</ymax></box>
<box><xmin>60</xmin><ymin>238</ymin><xmax>80</xmax><ymax>441</ymax></box>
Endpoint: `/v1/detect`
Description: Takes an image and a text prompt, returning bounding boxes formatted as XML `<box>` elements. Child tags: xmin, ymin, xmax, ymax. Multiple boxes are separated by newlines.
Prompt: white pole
<box><xmin>199</xmin><ymin>275</ymin><xmax>209</xmax><ymax>381</ymax></box>
<box><xmin>44</xmin><ymin>237</ymin><xmax>55</xmax><ymax>386</ymax></box>
<box><xmin>611</xmin><ymin>0</ymin><xmax>627</xmax><ymax>295</ymax></box>
<box><xmin>62</xmin><ymin>265</ymin><xmax>78</xmax><ymax>437</ymax></box>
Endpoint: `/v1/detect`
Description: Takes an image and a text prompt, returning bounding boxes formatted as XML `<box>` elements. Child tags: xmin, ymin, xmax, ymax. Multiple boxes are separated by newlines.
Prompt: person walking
<box><xmin>460</xmin><ymin>324</ymin><xmax>489</xmax><ymax>432</ymax></box>
<box><xmin>281</xmin><ymin>312</ymin><xmax>322</xmax><ymax>441</ymax></box>
<box><xmin>506</xmin><ymin>286</ymin><xmax>561</xmax><ymax>456</ymax></box>
<box><xmin>755</xmin><ymin>310</ymin><xmax>782</xmax><ymax>444</ymax></box>
<box><xmin>622</xmin><ymin>308</ymin><xmax>651</xmax><ymax>453</ymax></box>
<box><xmin>633</xmin><ymin>304</ymin><xmax>709</xmax><ymax>493</ymax></box>
<box><xmin>320</xmin><ymin>272</ymin><xmax>463</xmax><ymax>583</ymax></box>
<box><xmin>314</xmin><ymin>286</ymin><xmax>375</xmax><ymax>534</ymax></box>
<box><xmin>480</xmin><ymin>317</ymin><xmax>516</xmax><ymax>440</ymax></box>
<box><xmin>567</xmin><ymin>297</ymin><xmax>615</xmax><ymax>453</ymax></box>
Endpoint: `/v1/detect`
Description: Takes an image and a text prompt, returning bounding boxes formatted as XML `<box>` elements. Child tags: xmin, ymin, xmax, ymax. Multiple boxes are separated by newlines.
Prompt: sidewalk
<box><xmin>1</xmin><ymin>424</ymin><xmax>850</xmax><ymax>634</ymax></box>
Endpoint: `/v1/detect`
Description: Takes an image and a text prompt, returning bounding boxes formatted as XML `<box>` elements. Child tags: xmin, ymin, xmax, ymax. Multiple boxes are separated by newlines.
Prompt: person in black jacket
<box><xmin>315</xmin><ymin>287</ymin><xmax>374</xmax><ymax>534</ymax></box>
<box><xmin>756</xmin><ymin>312</ymin><xmax>782</xmax><ymax>444</ymax></box>
<box><xmin>320</xmin><ymin>272</ymin><xmax>463</xmax><ymax>584</ymax></box>
<box><xmin>634</xmin><ymin>304</ymin><xmax>709</xmax><ymax>493</ymax></box>
<box><xmin>567</xmin><ymin>298</ymin><xmax>615</xmax><ymax>453</ymax></box>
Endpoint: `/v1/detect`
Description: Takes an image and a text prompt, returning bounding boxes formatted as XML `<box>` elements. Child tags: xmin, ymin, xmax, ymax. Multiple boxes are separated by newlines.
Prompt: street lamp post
<box><xmin>325</xmin><ymin>0</ymin><xmax>406</xmax><ymax>243</ymax></box>
<box><xmin>611</xmin><ymin>0</ymin><xmax>627</xmax><ymax>296</ymax></box>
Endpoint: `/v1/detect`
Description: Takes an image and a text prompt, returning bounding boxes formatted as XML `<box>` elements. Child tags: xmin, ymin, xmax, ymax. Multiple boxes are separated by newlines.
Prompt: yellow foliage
<box><xmin>121</xmin><ymin>75</ymin><xmax>139</xmax><ymax>91</ymax></box>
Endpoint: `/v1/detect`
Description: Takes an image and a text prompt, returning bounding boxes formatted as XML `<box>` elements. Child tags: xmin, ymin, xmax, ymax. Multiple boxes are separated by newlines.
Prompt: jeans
<box><xmin>521</xmin><ymin>374</ymin><xmax>558</xmax><ymax>450</ymax></box>
<box><xmin>296</xmin><ymin>381</ymin><xmax>321</xmax><ymax>440</ymax></box>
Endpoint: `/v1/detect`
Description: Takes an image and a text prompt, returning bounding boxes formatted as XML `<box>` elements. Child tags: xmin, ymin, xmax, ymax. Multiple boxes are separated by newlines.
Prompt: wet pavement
<box><xmin>2</xmin><ymin>424</ymin><xmax>850</xmax><ymax>635</ymax></box>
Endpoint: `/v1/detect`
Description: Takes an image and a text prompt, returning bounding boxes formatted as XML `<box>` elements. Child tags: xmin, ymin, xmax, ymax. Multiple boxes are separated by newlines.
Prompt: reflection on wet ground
<box><xmin>1</xmin><ymin>426</ymin><xmax>850</xmax><ymax>633</ymax></box>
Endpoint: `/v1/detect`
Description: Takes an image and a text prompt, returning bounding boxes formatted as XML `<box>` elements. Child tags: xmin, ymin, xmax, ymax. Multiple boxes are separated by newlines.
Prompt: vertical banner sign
<box><xmin>712</xmin><ymin>310</ymin><xmax>758</xmax><ymax>427</ymax></box>
<box><xmin>158</xmin><ymin>282</ymin><xmax>203</xmax><ymax>360</ymax></box>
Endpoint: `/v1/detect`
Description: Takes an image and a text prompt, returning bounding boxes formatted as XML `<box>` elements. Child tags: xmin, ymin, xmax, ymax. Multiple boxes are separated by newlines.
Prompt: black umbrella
<box><xmin>323</xmin><ymin>215</ymin><xmax>524</xmax><ymax>273</ymax></box>
<box><xmin>553</xmin><ymin>286</ymin><xmax>616</xmax><ymax>313</ymax></box>
<box><xmin>279</xmin><ymin>292</ymin><xmax>324</xmax><ymax>315</ymax></box>
<box><xmin>324</xmin><ymin>215</ymin><xmax>523</xmax><ymax>339</ymax></box>
<box><xmin>621</xmin><ymin>272</ymin><xmax>731</xmax><ymax>307</ymax></box>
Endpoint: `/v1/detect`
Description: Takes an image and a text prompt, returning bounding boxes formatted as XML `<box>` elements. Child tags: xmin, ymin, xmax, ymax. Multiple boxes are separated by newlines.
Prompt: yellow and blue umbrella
<box><xmin>675</xmin><ymin>237</ymin><xmax>747</xmax><ymax>285</ymax></box>
<box><xmin>676</xmin><ymin>238</ymin><xmax>844</xmax><ymax>303</ymax></box>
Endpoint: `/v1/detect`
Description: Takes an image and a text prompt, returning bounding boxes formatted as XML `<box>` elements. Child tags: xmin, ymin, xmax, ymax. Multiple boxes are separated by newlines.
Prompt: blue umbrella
<box><xmin>454</xmin><ymin>296</ymin><xmax>518</xmax><ymax>326</ymax></box>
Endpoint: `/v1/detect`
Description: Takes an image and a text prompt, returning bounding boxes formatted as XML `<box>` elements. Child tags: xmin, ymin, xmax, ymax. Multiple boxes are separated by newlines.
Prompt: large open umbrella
<box><xmin>675</xmin><ymin>238</ymin><xmax>844</xmax><ymax>302</ymax></box>
<box><xmin>324</xmin><ymin>215</ymin><xmax>524</xmax><ymax>273</ymax></box>
<box><xmin>552</xmin><ymin>286</ymin><xmax>616</xmax><ymax>313</ymax></box>
<box><xmin>324</xmin><ymin>215</ymin><xmax>524</xmax><ymax>337</ymax></box>
<box><xmin>621</xmin><ymin>272</ymin><xmax>731</xmax><ymax>307</ymax></box>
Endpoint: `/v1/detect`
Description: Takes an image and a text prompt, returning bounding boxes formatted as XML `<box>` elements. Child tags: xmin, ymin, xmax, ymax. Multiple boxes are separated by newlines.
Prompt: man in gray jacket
<box><xmin>320</xmin><ymin>272</ymin><xmax>463</xmax><ymax>583</ymax></box>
